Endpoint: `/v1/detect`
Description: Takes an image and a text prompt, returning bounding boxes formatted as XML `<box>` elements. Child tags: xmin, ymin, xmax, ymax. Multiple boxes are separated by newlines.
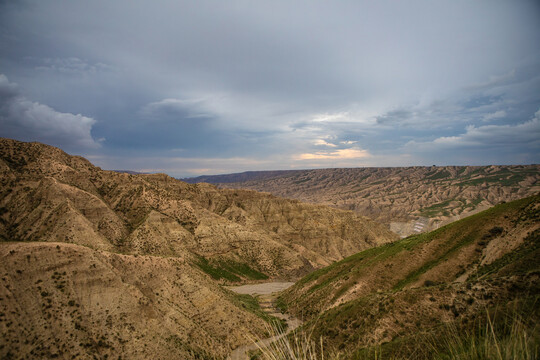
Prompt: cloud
<box><xmin>32</xmin><ymin>57</ymin><xmax>112</xmax><ymax>75</ymax></box>
<box><xmin>312</xmin><ymin>112</ymin><xmax>349</xmax><ymax>122</ymax></box>
<box><xmin>1</xmin><ymin>1</ymin><xmax>539</xmax><ymax>174</ymax></box>
<box><xmin>295</xmin><ymin>147</ymin><xmax>371</xmax><ymax>160</ymax></box>
<box><xmin>466</xmin><ymin>69</ymin><xmax>516</xmax><ymax>90</ymax></box>
<box><xmin>406</xmin><ymin>110</ymin><xmax>540</xmax><ymax>151</ymax></box>
<box><xmin>375</xmin><ymin>109</ymin><xmax>414</xmax><ymax>125</ymax></box>
<box><xmin>0</xmin><ymin>74</ymin><xmax>101</xmax><ymax>150</ymax></box>
<box><xmin>482</xmin><ymin>110</ymin><xmax>507</xmax><ymax>122</ymax></box>
<box><xmin>313</xmin><ymin>139</ymin><xmax>337</xmax><ymax>147</ymax></box>
<box><xmin>141</xmin><ymin>98</ymin><xmax>213</xmax><ymax>121</ymax></box>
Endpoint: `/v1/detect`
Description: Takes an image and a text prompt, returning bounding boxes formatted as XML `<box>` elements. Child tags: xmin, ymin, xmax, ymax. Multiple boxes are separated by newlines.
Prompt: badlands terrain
<box><xmin>0</xmin><ymin>137</ymin><xmax>538</xmax><ymax>359</ymax></box>
<box><xmin>280</xmin><ymin>194</ymin><xmax>540</xmax><ymax>358</ymax></box>
<box><xmin>185</xmin><ymin>166</ymin><xmax>539</xmax><ymax>237</ymax></box>
<box><xmin>0</xmin><ymin>138</ymin><xmax>394</xmax><ymax>359</ymax></box>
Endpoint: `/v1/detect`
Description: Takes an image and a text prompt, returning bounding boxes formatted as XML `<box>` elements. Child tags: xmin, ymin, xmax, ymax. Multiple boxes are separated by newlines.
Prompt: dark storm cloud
<box><xmin>0</xmin><ymin>0</ymin><xmax>539</xmax><ymax>176</ymax></box>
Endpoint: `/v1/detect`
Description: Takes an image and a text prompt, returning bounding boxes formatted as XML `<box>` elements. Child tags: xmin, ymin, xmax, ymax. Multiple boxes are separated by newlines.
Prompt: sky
<box><xmin>1</xmin><ymin>0</ymin><xmax>539</xmax><ymax>177</ymax></box>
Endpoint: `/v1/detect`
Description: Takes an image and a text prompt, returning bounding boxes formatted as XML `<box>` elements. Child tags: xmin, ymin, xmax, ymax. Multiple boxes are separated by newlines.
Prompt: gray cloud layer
<box><xmin>0</xmin><ymin>75</ymin><xmax>101</xmax><ymax>151</ymax></box>
<box><xmin>1</xmin><ymin>1</ymin><xmax>539</xmax><ymax>176</ymax></box>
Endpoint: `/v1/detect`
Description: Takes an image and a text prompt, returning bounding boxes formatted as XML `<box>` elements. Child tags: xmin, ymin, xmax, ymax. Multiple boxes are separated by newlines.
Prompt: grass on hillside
<box><xmin>350</xmin><ymin>301</ymin><xmax>539</xmax><ymax>360</ymax></box>
<box><xmin>251</xmin><ymin>308</ymin><xmax>538</xmax><ymax>360</ymax></box>
<box><xmin>193</xmin><ymin>255</ymin><xmax>269</xmax><ymax>282</ymax></box>
<box><xmin>230</xmin><ymin>292</ymin><xmax>287</xmax><ymax>330</ymax></box>
<box><xmin>274</xmin><ymin>194</ymin><xmax>539</xmax><ymax>359</ymax></box>
<box><xmin>290</xmin><ymin>195</ymin><xmax>538</xmax><ymax>307</ymax></box>
<box><xmin>254</xmin><ymin>300</ymin><xmax>539</xmax><ymax>359</ymax></box>
<box><xmin>249</xmin><ymin>322</ymin><xmax>331</xmax><ymax>360</ymax></box>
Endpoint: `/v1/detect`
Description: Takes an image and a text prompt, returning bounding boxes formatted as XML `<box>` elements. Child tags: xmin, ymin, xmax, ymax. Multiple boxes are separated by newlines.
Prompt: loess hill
<box><xmin>185</xmin><ymin>166</ymin><xmax>539</xmax><ymax>237</ymax></box>
<box><xmin>279</xmin><ymin>194</ymin><xmax>540</xmax><ymax>358</ymax></box>
<box><xmin>0</xmin><ymin>138</ymin><xmax>396</xmax><ymax>359</ymax></box>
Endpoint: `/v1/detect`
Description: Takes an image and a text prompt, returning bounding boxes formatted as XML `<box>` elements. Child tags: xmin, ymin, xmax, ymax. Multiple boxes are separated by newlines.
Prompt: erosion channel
<box><xmin>227</xmin><ymin>282</ymin><xmax>302</xmax><ymax>360</ymax></box>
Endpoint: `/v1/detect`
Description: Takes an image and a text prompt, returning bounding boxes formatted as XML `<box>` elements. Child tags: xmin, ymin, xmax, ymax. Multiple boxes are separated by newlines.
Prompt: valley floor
<box><xmin>227</xmin><ymin>282</ymin><xmax>302</xmax><ymax>360</ymax></box>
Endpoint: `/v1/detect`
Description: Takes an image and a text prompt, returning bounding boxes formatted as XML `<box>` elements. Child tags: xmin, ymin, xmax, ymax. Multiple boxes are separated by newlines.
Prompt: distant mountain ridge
<box><xmin>182</xmin><ymin>170</ymin><xmax>299</xmax><ymax>184</ymax></box>
<box><xmin>186</xmin><ymin>166</ymin><xmax>540</xmax><ymax>237</ymax></box>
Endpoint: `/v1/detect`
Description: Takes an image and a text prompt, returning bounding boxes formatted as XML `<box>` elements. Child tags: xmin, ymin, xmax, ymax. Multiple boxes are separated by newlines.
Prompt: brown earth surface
<box><xmin>0</xmin><ymin>138</ymin><xmax>398</xmax><ymax>359</ymax></box>
<box><xmin>185</xmin><ymin>166</ymin><xmax>539</xmax><ymax>236</ymax></box>
<box><xmin>0</xmin><ymin>138</ymin><xmax>397</xmax><ymax>279</ymax></box>
<box><xmin>0</xmin><ymin>241</ymin><xmax>270</xmax><ymax>359</ymax></box>
<box><xmin>279</xmin><ymin>195</ymin><xmax>540</xmax><ymax>357</ymax></box>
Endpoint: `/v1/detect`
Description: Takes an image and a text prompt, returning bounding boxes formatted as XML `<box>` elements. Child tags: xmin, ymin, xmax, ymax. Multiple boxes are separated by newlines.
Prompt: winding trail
<box><xmin>227</xmin><ymin>282</ymin><xmax>302</xmax><ymax>360</ymax></box>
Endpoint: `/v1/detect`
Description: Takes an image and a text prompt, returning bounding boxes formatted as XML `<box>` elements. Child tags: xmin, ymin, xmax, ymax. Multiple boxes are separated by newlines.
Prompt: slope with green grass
<box><xmin>278</xmin><ymin>195</ymin><xmax>540</xmax><ymax>358</ymax></box>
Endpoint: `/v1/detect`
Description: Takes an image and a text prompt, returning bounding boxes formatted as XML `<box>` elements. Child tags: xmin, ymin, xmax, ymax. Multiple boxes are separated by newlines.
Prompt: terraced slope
<box><xmin>279</xmin><ymin>195</ymin><xmax>540</xmax><ymax>358</ymax></box>
<box><xmin>186</xmin><ymin>166</ymin><xmax>539</xmax><ymax>236</ymax></box>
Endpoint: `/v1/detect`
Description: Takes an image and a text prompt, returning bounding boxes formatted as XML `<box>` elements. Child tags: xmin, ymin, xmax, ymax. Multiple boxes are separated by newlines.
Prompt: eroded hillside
<box><xmin>186</xmin><ymin>166</ymin><xmax>539</xmax><ymax>236</ymax></box>
<box><xmin>0</xmin><ymin>138</ymin><xmax>397</xmax><ymax>359</ymax></box>
<box><xmin>279</xmin><ymin>195</ymin><xmax>540</xmax><ymax>358</ymax></box>
<box><xmin>0</xmin><ymin>242</ymin><xmax>268</xmax><ymax>359</ymax></box>
<box><xmin>0</xmin><ymin>138</ymin><xmax>396</xmax><ymax>279</ymax></box>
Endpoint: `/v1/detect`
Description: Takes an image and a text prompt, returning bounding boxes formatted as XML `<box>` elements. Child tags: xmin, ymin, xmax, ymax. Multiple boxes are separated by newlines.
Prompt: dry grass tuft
<box><xmin>253</xmin><ymin>322</ymin><xmax>337</xmax><ymax>360</ymax></box>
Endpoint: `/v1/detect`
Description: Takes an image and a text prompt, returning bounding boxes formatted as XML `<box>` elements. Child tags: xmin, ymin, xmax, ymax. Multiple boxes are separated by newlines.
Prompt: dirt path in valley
<box><xmin>227</xmin><ymin>282</ymin><xmax>301</xmax><ymax>360</ymax></box>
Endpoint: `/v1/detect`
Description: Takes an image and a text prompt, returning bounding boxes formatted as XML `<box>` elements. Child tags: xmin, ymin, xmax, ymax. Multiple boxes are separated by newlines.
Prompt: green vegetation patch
<box><xmin>456</xmin><ymin>171</ymin><xmax>528</xmax><ymax>187</ymax></box>
<box><xmin>350</xmin><ymin>297</ymin><xmax>540</xmax><ymax>360</ymax></box>
<box><xmin>275</xmin><ymin>295</ymin><xmax>288</xmax><ymax>313</ymax></box>
<box><xmin>393</xmin><ymin>235</ymin><xmax>476</xmax><ymax>290</ymax></box>
<box><xmin>395</xmin><ymin>195</ymin><xmax>539</xmax><ymax>290</ymax></box>
<box><xmin>426</xmin><ymin>170</ymin><xmax>452</xmax><ymax>181</ymax></box>
<box><xmin>193</xmin><ymin>256</ymin><xmax>268</xmax><ymax>282</ymax></box>
<box><xmin>419</xmin><ymin>199</ymin><xmax>454</xmax><ymax>217</ymax></box>
<box><xmin>231</xmin><ymin>292</ymin><xmax>286</xmax><ymax>328</ymax></box>
<box><xmin>299</xmin><ymin>234</ymin><xmax>430</xmax><ymax>299</ymax></box>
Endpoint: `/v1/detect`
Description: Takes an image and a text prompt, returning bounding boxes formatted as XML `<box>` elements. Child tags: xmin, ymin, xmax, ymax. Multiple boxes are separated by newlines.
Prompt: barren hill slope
<box><xmin>279</xmin><ymin>194</ymin><xmax>540</xmax><ymax>358</ymax></box>
<box><xmin>0</xmin><ymin>138</ymin><xmax>397</xmax><ymax>279</ymax></box>
<box><xmin>0</xmin><ymin>138</ymin><xmax>396</xmax><ymax>359</ymax></box>
<box><xmin>186</xmin><ymin>166</ymin><xmax>539</xmax><ymax>236</ymax></box>
<box><xmin>0</xmin><ymin>242</ymin><xmax>269</xmax><ymax>359</ymax></box>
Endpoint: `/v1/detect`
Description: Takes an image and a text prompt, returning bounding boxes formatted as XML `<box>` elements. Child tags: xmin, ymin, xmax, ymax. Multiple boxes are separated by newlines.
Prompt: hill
<box><xmin>0</xmin><ymin>138</ymin><xmax>397</xmax><ymax>359</ymax></box>
<box><xmin>0</xmin><ymin>242</ymin><xmax>270</xmax><ymax>359</ymax></box>
<box><xmin>183</xmin><ymin>170</ymin><xmax>297</xmax><ymax>184</ymax></box>
<box><xmin>278</xmin><ymin>194</ymin><xmax>540</xmax><ymax>358</ymax></box>
<box><xmin>185</xmin><ymin>166</ymin><xmax>539</xmax><ymax>237</ymax></box>
<box><xmin>0</xmin><ymin>138</ymin><xmax>396</xmax><ymax>278</ymax></box>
